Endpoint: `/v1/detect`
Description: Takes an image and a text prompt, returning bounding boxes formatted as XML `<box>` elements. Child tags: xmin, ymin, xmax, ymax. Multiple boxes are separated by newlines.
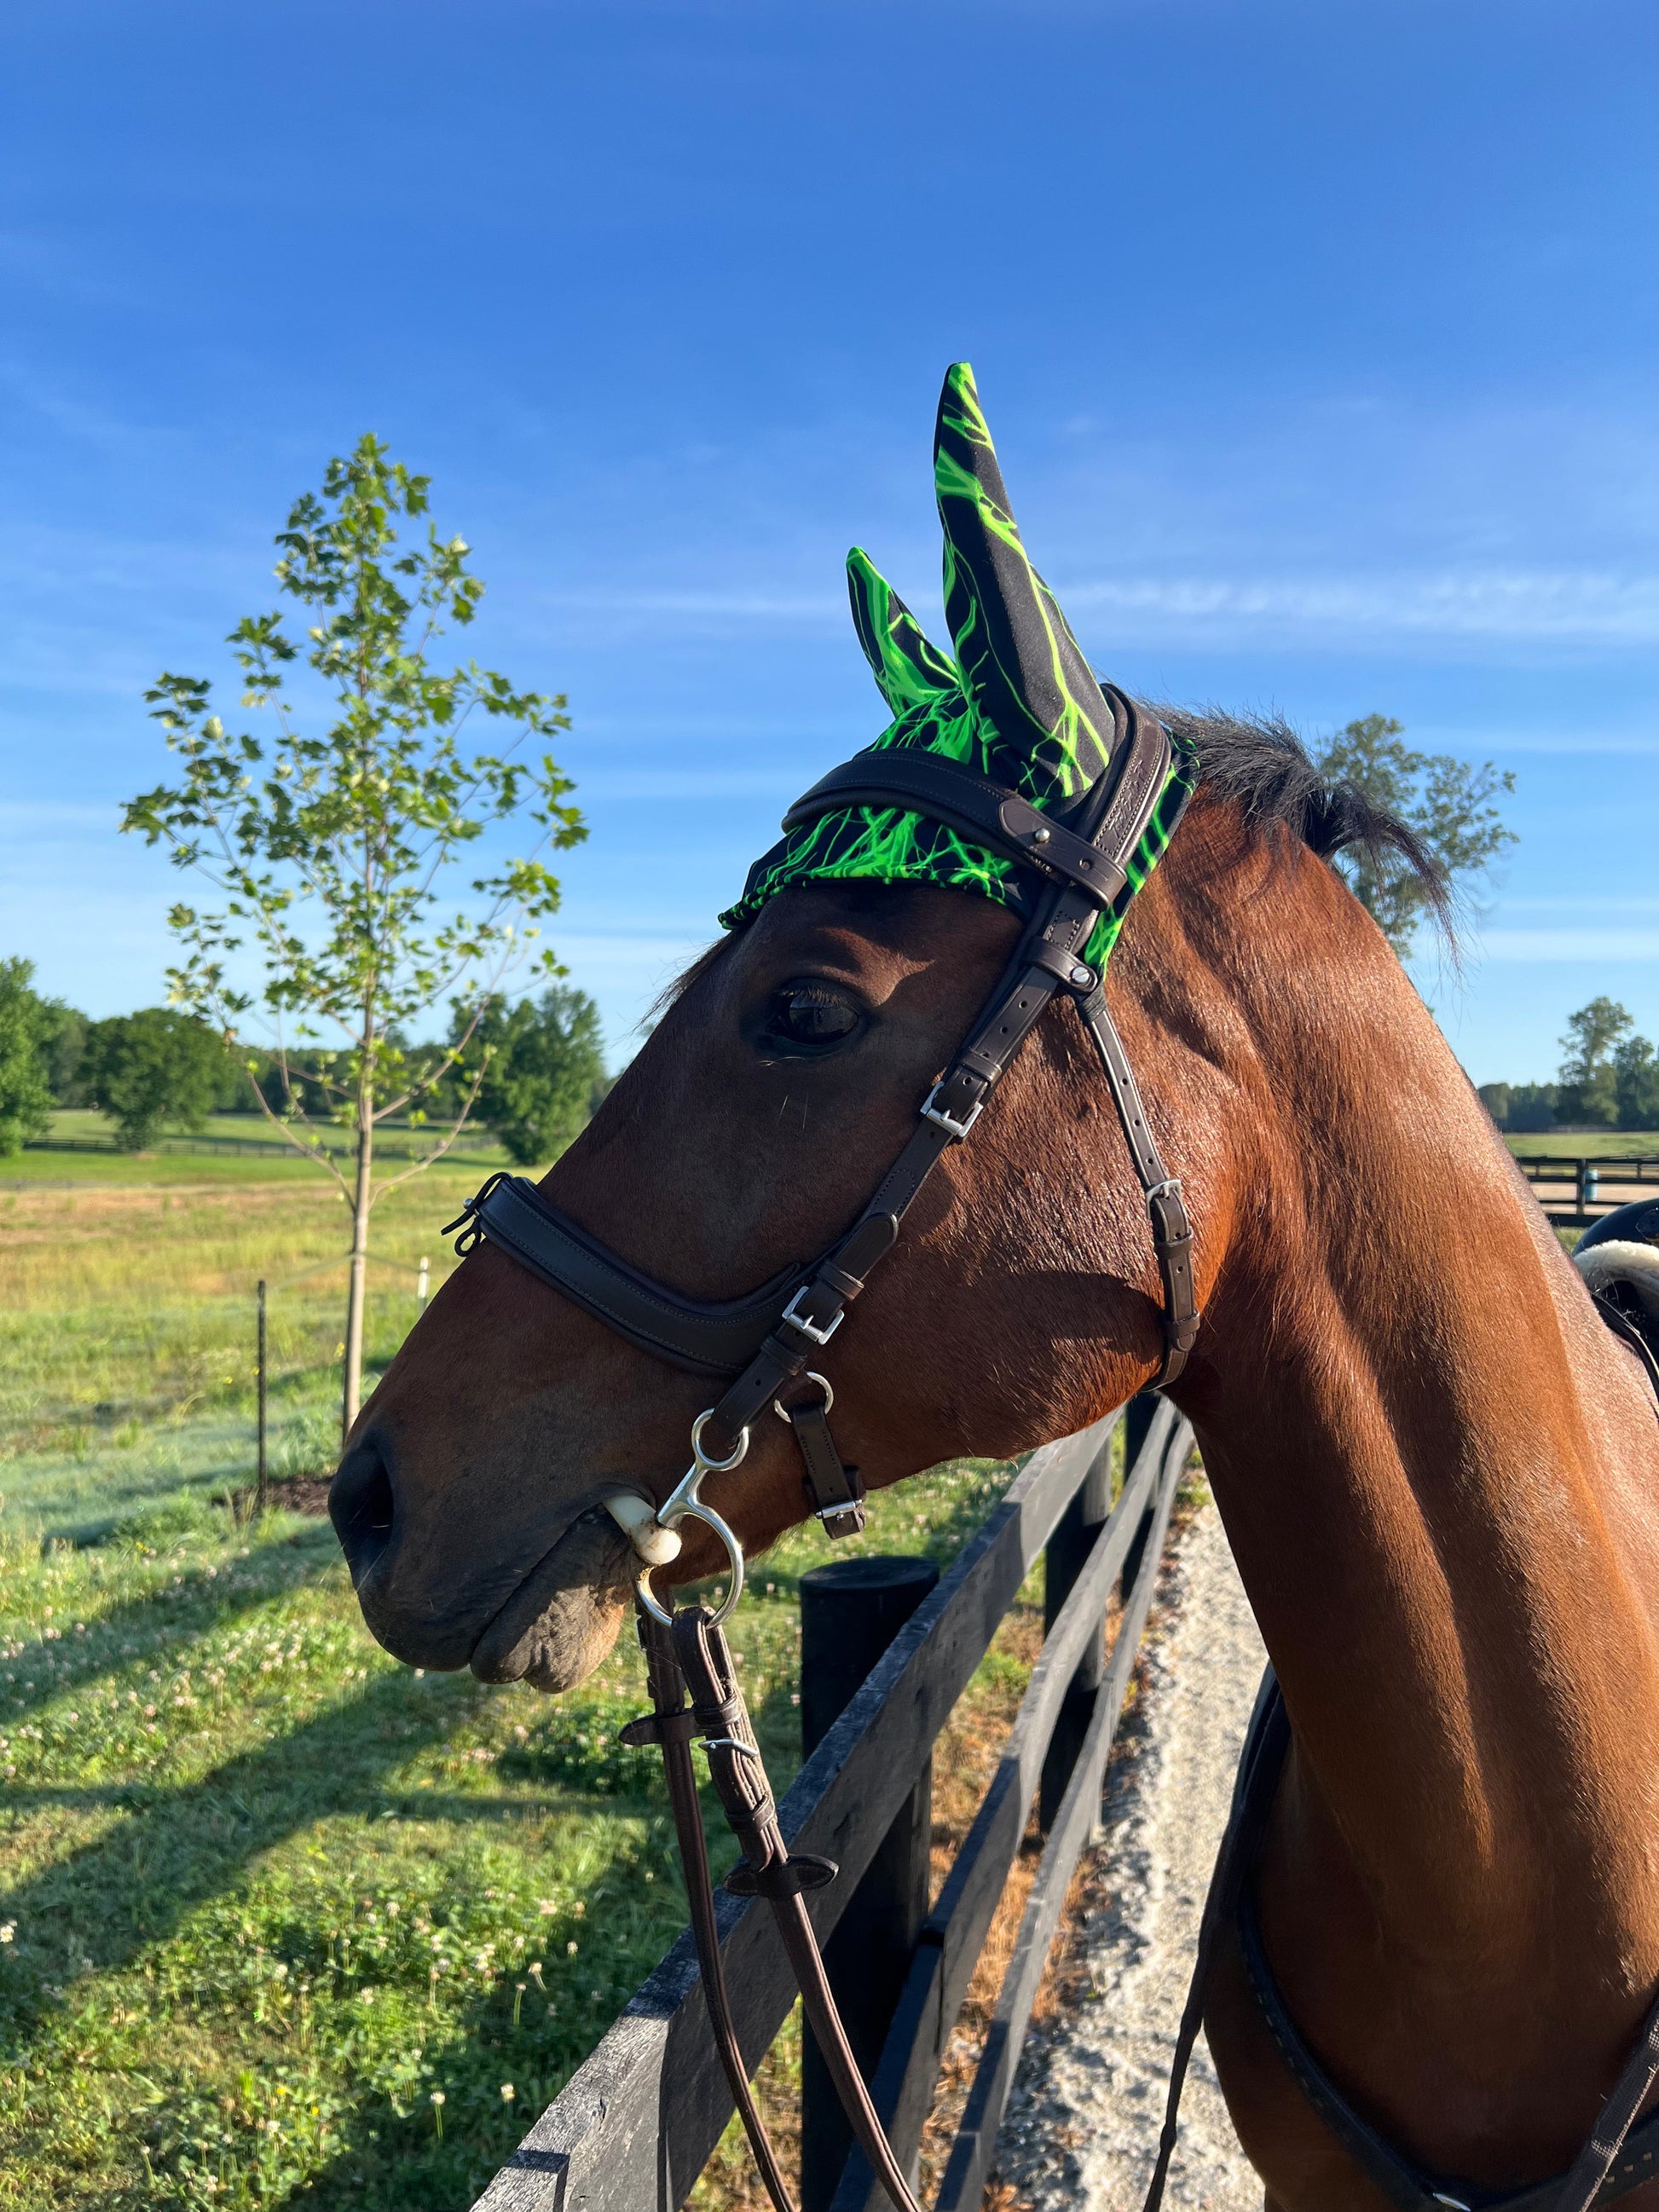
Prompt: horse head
<box><xmin>328</xmin><ymin>365</ymin><xmax>1420</xmax><ymax>1695</ymax></box>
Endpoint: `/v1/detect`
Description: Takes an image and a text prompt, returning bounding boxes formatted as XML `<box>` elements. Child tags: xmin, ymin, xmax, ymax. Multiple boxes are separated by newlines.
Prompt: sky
<box><xmin>2</xmin><ymin>0</ymin><xmax>1656</xmax><ymax>1084</ymax></box>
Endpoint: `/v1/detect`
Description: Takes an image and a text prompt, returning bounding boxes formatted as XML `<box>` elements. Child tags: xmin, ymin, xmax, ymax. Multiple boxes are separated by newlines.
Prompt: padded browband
<box><xmin>783</xmin><ymin>748</ymin><xmax>1131</xmax><ymax>905</ymax></box>
<box><xmin>465</xmin><ymin>1175</ymin><xmax>805</xmax><ymax>1377</ymax></box>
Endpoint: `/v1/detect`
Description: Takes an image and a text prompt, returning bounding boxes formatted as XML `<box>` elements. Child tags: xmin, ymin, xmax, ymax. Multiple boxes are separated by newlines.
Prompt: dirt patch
<box><xmin>221</xmin><ymin>1476</ymin><xmax>335</xmax><ymax>1520</ymax></box>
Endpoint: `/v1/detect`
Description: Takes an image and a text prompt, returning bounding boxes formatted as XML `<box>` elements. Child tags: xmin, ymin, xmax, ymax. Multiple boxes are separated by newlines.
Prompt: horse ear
<box><xmin>934</xmin><ymin>362</ymin><xmax>1116</xmax><ymax>800</ymax></box>
<box><xmin>846</xmin><ymin>548</ymin><xmax>958</xmax><ymax>714</ymax></box>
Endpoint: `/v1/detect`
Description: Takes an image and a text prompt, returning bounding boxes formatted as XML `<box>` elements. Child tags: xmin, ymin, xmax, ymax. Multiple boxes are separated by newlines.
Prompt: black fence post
<box><xmin>255</xmin><ymin>1279</ymin><xmax>269</xmax><ymax>1520</ymax></box>
<box><xmin>1037</xmin><ymin>1424</ymin><xmax>1114</xmax><ymax>1833</ymax></box>
<box><xmin>799</xmin><ymin>1556</ymin><xmax>939</xmax><ymax>2212</ymax></box>
<box><xmin>1119</xmin><ymin>1392</ymin><xmax>1161</xmax><ymax>1604</ymax></box>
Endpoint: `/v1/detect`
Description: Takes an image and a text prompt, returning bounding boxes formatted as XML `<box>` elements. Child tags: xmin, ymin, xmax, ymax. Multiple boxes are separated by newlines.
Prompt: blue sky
<box><xmin>2</xmin><ymin>0</ymin><xmax>1656</xmax><ymax>1083</ymax></box>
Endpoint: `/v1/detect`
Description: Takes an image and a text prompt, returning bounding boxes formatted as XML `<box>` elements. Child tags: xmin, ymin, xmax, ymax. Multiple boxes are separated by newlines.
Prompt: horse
<box><xmin>329</xmin><ymin>414</ymin><xmax>1659</xmax><ymax>2209</ymax></box>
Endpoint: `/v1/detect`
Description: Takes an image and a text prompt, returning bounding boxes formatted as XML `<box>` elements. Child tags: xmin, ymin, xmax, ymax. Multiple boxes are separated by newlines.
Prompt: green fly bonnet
<box><xmin>721</xmin><ymin>362</ymin><xmax>1196</xmax><ymax>971</ymax></box>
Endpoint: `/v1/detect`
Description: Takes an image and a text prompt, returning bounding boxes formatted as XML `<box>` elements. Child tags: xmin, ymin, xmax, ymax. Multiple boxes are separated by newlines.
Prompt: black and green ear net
<box><xmin>721</xmin><ymin>363</ymin><xmax>1196</xmax><ymax>972</ymax></box>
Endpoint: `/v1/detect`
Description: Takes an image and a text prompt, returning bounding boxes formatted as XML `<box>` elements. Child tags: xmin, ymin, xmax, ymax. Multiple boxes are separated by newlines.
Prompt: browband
<box><xmin>783</xmin><ymin>749</ymin><xmax>1131</xmax><ymax>908</ymax></box>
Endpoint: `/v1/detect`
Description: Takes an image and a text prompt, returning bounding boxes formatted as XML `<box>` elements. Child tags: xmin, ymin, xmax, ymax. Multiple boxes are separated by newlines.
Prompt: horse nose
<box><xmin>330</xmin><ymin>1431</ymin><xmax>397</xmax><ymax>1586</ymax></box>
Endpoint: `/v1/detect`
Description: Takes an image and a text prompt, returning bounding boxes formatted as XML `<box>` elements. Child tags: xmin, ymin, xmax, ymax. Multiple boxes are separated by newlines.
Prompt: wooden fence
<box><xmin>471</xmin><ymin>1398</ymin><xmax>1195</xmax><ymax>2212</ymax></box>
<box><xmin>1517</xmin><ymin>1154</ymin><xmax>1659</xmax><ymax>1229</ymax></box>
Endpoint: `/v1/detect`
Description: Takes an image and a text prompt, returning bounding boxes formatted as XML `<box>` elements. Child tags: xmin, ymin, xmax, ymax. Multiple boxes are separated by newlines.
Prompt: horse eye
<box><xmin>764</xmin><ymin>985</ymin><xmax>861</xmax><ymax>1053</ymax></box>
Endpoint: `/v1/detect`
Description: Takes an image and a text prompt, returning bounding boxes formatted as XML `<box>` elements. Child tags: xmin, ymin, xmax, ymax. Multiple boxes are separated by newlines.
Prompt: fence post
<box><xmin>1116</xmin><ymin>1392</ymin><xmax>1165</xmax><ymax>1600</ymax></box>
<box><xmin>255</xmin><ymin>1279</ymin><xmax>269</xmax><ymax>1520</ymax></box>
<box><xmin>799</xmin><ymin>1556</ymin><xmax>939</xmax><ymax>2212</ymax></box>
<box><xmin>417</xmin><ymin>1255</ymin><xmax>431</xmax><ymax>1306</ymax></box>
<box><xmin>1038</xmin><ymin>1424</ymin><xmax>1114</xmax><ymax>1834</ymax></box>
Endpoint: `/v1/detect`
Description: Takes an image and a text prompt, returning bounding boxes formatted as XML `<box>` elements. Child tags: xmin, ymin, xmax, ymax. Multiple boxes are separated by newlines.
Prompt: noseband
<box><xmin>444</xmin><ymin>684</ymin><xmax>1199</xmax><ymax>1608</ymax></box>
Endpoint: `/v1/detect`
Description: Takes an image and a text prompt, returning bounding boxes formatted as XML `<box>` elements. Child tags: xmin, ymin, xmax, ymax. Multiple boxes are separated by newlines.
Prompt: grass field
<box><xmin>1504</xmin><ymin>1128</ymin><xmax>1659</xmax><ymax>1159</ymax></box>
<box><xmin>0</xmin><ymin>1118</ymin><xmax>1034</xmax><ymax>2210</ymax></box>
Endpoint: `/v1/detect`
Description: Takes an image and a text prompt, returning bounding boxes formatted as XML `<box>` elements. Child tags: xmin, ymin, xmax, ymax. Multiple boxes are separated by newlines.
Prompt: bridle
<box><xmin>442</xmin><ymin>696</ymin><xmax>1659</xmax><ymax>2212</ymax></box>
<box><xmin>439</xmin><ymin>688</ymin><xmax>1196</xmax><ymax>2210</ymax></box>
<box><xmin>445</xmin><ymin>683</ymin><xmax>1199</xmax><ymax>1627</ymax></box>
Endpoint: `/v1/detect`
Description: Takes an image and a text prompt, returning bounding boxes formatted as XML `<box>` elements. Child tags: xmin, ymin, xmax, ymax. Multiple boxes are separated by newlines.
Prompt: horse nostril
<box><xmin>329</xmin><ymin>1433</ymin><xmax>397</xmax><ymax>1585</ymax></box>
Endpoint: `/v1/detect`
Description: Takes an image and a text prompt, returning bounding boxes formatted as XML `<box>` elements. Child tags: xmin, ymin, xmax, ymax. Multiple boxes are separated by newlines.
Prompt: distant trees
<box><xmin>0</xmin><ymin>959</ymin><xmax>57</xmax><ymax>1156</ymax></box>
<box><xmin>1480</xmin><ymin>996</ymin><xmax>1659</xmax><ymax>1132</ymax></box>
<box><xmin>82</xmin><ymin>1008</ymin><xmax>235</xmax><ymax>1152</ymax></box>
<box><xmin>1315</xmin><ymin>715</ymin><xmax>1517</xmax><ymax>956</ymax></box>
<box><xmin>458</xmin><ymin>985</ymin><xmax>607</xmax><ymax>1167</ymax></box>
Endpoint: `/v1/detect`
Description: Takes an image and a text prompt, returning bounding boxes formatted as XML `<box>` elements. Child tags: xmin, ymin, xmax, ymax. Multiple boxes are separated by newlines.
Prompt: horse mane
<box><xmin>1164</xmin><ymin>705</ymin><xmax>1454</xmax><ymax>936</ymax></box>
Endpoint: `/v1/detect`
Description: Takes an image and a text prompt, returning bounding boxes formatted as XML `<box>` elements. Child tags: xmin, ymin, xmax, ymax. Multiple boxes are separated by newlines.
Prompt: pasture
<box><xmin>0</xmin><ymin>1123</ymin><xmax>1029</xmax><ymax>2209</ymax></box>
<box><xmin>0</xmin><ymin>1111</ymin><xmax>1624</xmax><ymax>2208</ymax></box>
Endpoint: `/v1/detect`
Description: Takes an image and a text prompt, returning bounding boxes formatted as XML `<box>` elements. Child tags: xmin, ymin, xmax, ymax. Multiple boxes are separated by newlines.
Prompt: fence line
<box><xmin>472</xmin><ymin>1399</ymin><xmax>1192</xmax><ymax>2212</ymax></box>
<box><xmin>1517</xmin><ymin>1153</ymin><xmax>1659</xmax><ymax>1228</ymax></box>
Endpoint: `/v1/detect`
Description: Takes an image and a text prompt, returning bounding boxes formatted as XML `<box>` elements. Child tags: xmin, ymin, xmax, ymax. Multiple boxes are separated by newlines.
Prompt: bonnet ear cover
<box><xmin>720</xmin><ymin>363</ymin><xmax>1195</xmax><ymax>969</ymax></box>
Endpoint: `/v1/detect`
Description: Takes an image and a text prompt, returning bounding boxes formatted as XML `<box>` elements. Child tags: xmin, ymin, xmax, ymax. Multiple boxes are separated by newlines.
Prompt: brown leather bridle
<box><xmin>444</xmin><ymin>683</ymin><xmax>1199</xmax><ymax>1560</ymax></box>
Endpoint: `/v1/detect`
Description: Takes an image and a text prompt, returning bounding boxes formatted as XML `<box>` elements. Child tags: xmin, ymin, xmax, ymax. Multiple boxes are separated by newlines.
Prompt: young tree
<box><xmin>1558</xmin><ymin>996</ymin><xmax>1632</xmax><ymax>1127</ymax></box>
<box><xmin>1315</xmin><ymin>715</ymin><xmax>1517</xmax><ymax>956</ymax></box>
<box><xmin>123</xmin><ymin>436</ymin><xmax>584</xmax><ymax>1437</ymax></box>
<box><xmin>84</xmin><ymin>1008</ymin><xmax>231</xmax><ymax>1151</ymax></box>
<box><xmin>0</xmin><ymin>957</ymin><xmax>56</xmax><ymax>1156</ymax></box>
<box><xmin>461</xmin><ymin>984</ymin><xmax>607</xmax><ymax>1168</ymax></box>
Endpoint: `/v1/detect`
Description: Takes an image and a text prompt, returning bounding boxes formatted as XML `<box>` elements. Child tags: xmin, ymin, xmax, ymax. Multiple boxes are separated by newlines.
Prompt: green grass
<box><xmin>5</xmin><ymin>1112</ymin><xmax>509</xmax><ymax>1189</ymax></box>
<box><xmin>0</xmin><ymin>1150</ymin><xmax>1026</xmax><ymax>2208</ymax></box>
<box><xmin>1505</xmin><ymin>1129</ymin><xmax>1659</xmax><ymax>1159</ymax></box>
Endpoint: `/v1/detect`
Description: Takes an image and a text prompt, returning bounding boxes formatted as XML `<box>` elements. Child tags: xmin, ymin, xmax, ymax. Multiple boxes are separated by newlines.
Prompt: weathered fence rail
<box><xmin>1518</xmin><ymin>1153</ymin><xmax>1659</xmax><ymax>1229</ymax></box>
<box><xmin>472</xmin><ymin>1398</ymin><xmax>1194</xmax><ymax>2212</ymax></box>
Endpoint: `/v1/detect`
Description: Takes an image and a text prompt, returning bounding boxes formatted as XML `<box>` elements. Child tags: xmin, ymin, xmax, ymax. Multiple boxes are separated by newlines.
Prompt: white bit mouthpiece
<box><xmin>604</xmin><ymin>1491</ymin><xmax>683</xmax><ymax>1568</ymax></box>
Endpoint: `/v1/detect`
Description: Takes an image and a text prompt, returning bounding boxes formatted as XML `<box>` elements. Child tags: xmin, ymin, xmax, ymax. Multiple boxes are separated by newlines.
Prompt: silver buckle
<box><xmin>1145</xmin><ymin>1176</ymin><xmax>1183</xmax><ymax>1206</ymax></box>
<box><xmin>920</xmin><ymin>1082</ymin><xmax>984</xmax><ymax>1141</ymax></box>
<box><xmin>782</xmin><ymin>1286</ymin><xmax>844</xmax><ymax>1347</ymax></box>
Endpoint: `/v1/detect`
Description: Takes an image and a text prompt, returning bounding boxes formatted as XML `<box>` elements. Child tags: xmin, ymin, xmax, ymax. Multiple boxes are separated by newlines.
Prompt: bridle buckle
<box><xmin>919</xmin><ymin>1082</ymin><xmax>984</xmax><ymax>1141</ymax></box>
<box><xmin>782</xmin><ymin>1285</ymin><xmax>845</xmax><ymax>1347</ymax></box>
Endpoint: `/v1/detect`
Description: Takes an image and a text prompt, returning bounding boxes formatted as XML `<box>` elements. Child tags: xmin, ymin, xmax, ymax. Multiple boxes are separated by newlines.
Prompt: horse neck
<box><xmin>1176</xmin><ymin>863</ymin><xmax>1659</xmax><ymax>1986</ymax></box>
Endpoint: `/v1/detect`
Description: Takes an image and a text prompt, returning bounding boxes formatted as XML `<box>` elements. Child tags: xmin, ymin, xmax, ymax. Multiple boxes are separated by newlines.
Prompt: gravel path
<box><xmin>996</xmin><ymin>1502</ymin><xmax>1268</xmax><ymax>2211</ymax></box>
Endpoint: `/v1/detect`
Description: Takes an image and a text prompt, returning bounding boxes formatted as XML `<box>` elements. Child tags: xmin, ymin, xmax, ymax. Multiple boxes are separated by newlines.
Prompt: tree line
<box><xmin>0</xmin><ymin>956</ymin><xmax>607</xmax><ymax>1164</ymax></box>
<box><xmin>1479</xmin><ymin>996</ymin><xmax>1659</xmax><ymax>1133</ymax></box>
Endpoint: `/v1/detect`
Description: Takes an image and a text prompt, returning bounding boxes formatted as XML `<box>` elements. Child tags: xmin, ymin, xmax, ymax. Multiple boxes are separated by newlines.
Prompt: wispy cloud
<box><xmin>534</xmin><ymin>564</ymin><xmax>1659</xmax><ymax>653</ymax></box>
<box><xmin>1057</xmin><ymin>568</ymin><xmax>1659</xmax><ymax>647</ymax></box>
<box><xmin>1479</xmin><ymin>929</ymin><xmax>1659</xmax><ymax>962</ymax></box>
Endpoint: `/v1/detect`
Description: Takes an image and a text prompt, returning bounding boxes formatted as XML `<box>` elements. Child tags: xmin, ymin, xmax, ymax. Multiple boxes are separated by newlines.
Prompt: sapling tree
<box><xmin>123</xmin><ymin>436</ymin><xmax>584</xmax><ymax>1436</ymax></box>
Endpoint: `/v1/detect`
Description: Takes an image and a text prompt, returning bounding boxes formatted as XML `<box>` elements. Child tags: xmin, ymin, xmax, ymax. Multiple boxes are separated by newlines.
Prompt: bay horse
<box><xmin>329</xmin><ymin>443</ymin><xmax>1659</xmax><ymax>2207</ymax></box>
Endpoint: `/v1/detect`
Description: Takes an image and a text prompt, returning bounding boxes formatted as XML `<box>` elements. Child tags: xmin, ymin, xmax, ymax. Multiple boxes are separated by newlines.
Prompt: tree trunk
<box><xmin>341</xmin><ymin>1066</ymin><xmax>374</xmax><ymax>1446</ymax></box>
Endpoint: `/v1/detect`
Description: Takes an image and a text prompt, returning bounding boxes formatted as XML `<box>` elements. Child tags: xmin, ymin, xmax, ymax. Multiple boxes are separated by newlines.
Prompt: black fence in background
<box><xmin>471</xmin><ymin>1397</ymin><xmax>1194</xmax><ymax>2212</ymax></box>
<box><xmin>1517</xmin><ymin>1154</ymin><xmax>1659</xmax><ymax>1229</ymax></box>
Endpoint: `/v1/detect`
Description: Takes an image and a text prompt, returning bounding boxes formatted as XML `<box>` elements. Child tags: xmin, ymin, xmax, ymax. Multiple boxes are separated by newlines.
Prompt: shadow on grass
<box><xmin>0</xmin><ymin>1670</ymin><xmax>486</xmax><ymax>2047</ymax></box>
<box><xmin>0</xmin><ymin>1528</ymin><xmax>344</xmax><ymax>1732</ymax></box>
